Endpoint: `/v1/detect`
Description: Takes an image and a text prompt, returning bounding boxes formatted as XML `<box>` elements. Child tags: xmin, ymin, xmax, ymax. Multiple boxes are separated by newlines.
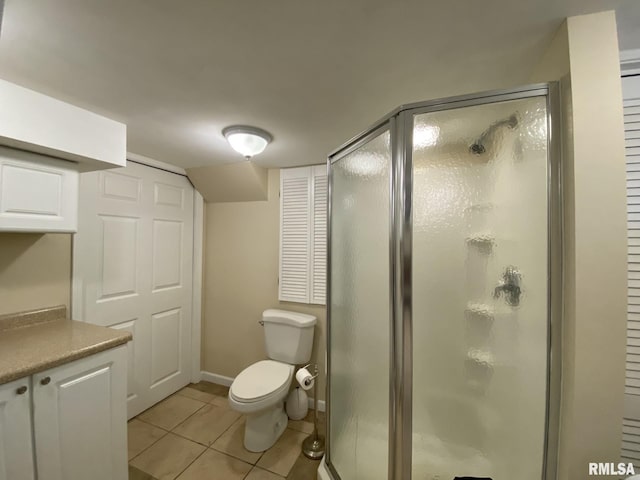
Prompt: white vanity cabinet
<box><xmin>0</xmin><ymin>148</ymin><xmax>79</xmax><ymax>232</ymax></box>
<box><xmin>0</xmin><ymin>378</ymin><xmax>35</xmax><ymax>480</ymax></box>
<box><xmin>0</xmin><ymin>345</ymin><xmax>128</xmax><ymax>480</ymax></box>
<box><xmin>33</xmin><ymin>346</ymin><xmax>128</xmax><ymax>480</ymax></box>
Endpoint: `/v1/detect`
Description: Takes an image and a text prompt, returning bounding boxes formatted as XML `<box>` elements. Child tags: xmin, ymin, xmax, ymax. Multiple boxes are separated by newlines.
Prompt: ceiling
<box><xmin>0</xmin><ymin>0</ymin><xmax>636</xmax><ymax>169</ymax></box>
<box><xmin>617</xmin><ymin>1</ymin><xmax>640</xmax><ymax>52</ymax></box>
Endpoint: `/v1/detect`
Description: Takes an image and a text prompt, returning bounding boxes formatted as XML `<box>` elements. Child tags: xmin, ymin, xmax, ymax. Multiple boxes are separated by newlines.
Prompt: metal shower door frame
<box><xmin>325</xmin><ymin>120</ymin><xmax>394</xmax><ymax>480</ymax></box>
<box><xmin>325</xmin><ymin>82</ymin><xmax>562</xmax><ymax>480</ymax></box>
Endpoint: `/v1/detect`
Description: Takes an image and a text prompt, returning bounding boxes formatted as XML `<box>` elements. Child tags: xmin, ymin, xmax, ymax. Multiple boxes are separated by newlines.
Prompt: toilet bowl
<box><xmin>228</xmin><ymin>360</ymin><xmax>294</xmax><ymax>452</ymax></box>
<box><xmin>228</xmin><ymin>309</ymin><xmax>316</xmax><ymax>452</ymax></box>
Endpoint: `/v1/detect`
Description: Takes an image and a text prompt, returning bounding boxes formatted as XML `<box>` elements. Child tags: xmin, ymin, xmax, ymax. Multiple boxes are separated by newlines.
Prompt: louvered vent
<box><xmin>311</xmin><ymin>167</ymin><xmax>327</xmax><ymax>304</ymax></box>
<box><xmin>623</xmin><ymin>418</ymin><xmax>640</xmax><ymax>470</ymax></box>
<box><xmin>279</xmin><ymin>166</ymin><xmax>327</xmax><ymax>304</ymax></box>
<box><xmin>627</xmin><ymin>97</ymin><xmax>640</xmax><ymax>398</ymax></box>
<box><xmin>279</xmin><ymin>173</ymin><xmax>310</xmax><ymax>302</ymax></box>
<box><xmin>623</xmin><ymin>75</ymin><xmax>640</xmax><ymax>474</ymax></box>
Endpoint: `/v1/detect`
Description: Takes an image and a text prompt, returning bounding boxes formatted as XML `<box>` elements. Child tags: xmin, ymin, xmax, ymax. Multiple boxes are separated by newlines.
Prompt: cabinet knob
<box><xmin>40</xmin><ymin>376</ymin><xmax>51</xmax><ymax>385</ymax></box>
<box><xmin>16</xmin><ymin>385</ymin><xmax>27</xmax><ymax>395</ymax></box>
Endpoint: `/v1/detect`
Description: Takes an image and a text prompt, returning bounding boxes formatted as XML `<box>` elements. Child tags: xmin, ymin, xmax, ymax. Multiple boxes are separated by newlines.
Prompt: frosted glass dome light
<box><xmin>223</xmin><ymin>126</ymin><xmax>272</xmax><ymax>158</ymax></box>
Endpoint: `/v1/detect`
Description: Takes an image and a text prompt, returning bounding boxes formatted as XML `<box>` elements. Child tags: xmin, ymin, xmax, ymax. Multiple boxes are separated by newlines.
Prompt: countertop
<box><xmin>0</xmin><ymin>305</ymin><xmax>132</xmax><ymax>385</ymax></box>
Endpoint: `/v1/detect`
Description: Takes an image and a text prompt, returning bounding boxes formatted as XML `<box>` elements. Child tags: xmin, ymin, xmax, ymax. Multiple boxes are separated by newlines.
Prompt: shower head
<box><xmin>470</xmin><ymin>114</ymin><xmax>519</xmax><ymax>155</ymax></box>
<box><xmin>469</xmin><ymin>143</ymin><xmax>486</xmax><ymax>155</ymax></box>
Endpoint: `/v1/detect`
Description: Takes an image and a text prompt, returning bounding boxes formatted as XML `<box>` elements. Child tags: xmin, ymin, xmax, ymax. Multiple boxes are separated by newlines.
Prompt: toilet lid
<box><xmin>230</xmin><ymin>360</ymin><xmax>293</xmax><ymax>402</ymax></box>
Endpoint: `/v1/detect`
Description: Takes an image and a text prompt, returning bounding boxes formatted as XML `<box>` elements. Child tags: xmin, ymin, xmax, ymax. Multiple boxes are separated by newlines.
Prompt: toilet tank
<box><xmin>262</xmin><ymin>309</ymin><xmax>316</xmax><ymax>364</ymax></box>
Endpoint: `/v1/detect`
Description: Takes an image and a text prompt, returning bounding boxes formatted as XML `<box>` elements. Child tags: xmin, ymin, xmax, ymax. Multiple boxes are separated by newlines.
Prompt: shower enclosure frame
<box><xmin>324</xmin><ymin>83</ymin><xmax>563</xmax><ymax>480</ymax></box>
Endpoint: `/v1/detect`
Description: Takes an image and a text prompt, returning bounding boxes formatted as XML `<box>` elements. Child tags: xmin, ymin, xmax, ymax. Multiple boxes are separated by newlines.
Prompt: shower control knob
<box><xmin>494</xmin><ymin>265</ymin><xmax>522</xmax><ymax>306</ymax></box>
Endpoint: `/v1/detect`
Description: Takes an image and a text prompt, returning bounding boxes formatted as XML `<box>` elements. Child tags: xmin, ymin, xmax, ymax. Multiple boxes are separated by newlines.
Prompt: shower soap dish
<box><xmin>465</xmin><ymin>303</ymin><xmax>494</xmax><ymax>322</ymax></box>
<box><xmin>466</xmin><ymin>233</ymin><xmax>495</xmax><ymax>247</ymax></box>
<box><xmin>466</xmin><ymin>349</ymin><xmax>495</xmax><ymax>367</ymax></box>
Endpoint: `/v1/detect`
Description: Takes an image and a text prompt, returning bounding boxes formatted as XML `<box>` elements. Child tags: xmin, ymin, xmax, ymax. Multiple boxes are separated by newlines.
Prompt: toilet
<box><xmin>228</xmin><ymin>309</ymin><xmax>317</xmax><ymax>452</ymax></box>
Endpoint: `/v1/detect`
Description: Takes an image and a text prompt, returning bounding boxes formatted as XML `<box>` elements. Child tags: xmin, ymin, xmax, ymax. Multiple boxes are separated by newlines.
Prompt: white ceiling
<box><xmin>617</xmin><ymin>1</ymin><xmax>640</xmax><ymax>52</ymax></box>
<box><xmin>0</xmin><ymin>0</ymin><xmax>636</xmax><ymax>169</ymax></box>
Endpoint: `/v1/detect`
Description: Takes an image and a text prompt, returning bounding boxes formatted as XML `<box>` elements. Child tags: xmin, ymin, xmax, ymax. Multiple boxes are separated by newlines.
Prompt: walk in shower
<box><xmin>322</xmin><ymin>84</ymin><xmax>561</xmax><ymax>480</ymax></box>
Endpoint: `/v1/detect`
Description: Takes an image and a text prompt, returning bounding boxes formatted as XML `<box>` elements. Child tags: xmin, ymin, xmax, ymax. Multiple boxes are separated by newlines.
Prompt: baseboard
<box><xmin>308</xmin><ymin>398</ymin><xmax>326</xmax><ymax>412</ymax></box>
<box><xmin>200</xmin><ymin>370</ymin><xmax>326</xmax><ymax>412</ymax></box>
<box><xmin>200</xmin><ymin>371</ymin><xmax>234</xmax><ymax>387</ymax></box>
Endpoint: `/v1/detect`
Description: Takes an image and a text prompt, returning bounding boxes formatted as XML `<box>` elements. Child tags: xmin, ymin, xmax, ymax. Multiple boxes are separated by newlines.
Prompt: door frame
<box><xmin>70</xmin><ymin>152</ymin><xmax>203</xmax><ymax>385</ymax></box>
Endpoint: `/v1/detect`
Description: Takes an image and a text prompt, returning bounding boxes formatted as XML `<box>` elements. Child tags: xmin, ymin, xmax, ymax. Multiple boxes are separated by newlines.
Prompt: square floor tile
<box><xmin>128</xmin><ymin>419</ymin><xmax>167</xmax><ymax>460</ymax></box>
<box><xmin>138</xmin><ymin>395</ymin><xmax>206</xmax><ymax>431</ymax></box>
<box><xmin>173</xmin><ymin>403</ymin><xmax>240</xmax><ymax>446</ymax></box>
<box><xmin>176</xmin><ymin>449</ymin><xmax>252</xmax><ymax>480</ymax></box>
<box><xmin>287</xmin><ymin>454</ymin><xmax>321</xmax><ymax>480</ymax></box>
<box><xmin>256</xmin><ymin>429</ymin><xmax>308</xmax><ymax>477</ymax></box>
<box><xmin>129</xmin><ymin>464</ymin><xmax>157</xmax><ymax>480</ymax></box>
<box><xmin>191</xmin><ymin>381</ymin><xmax>229</xmax><ymax>397</ymax></box>
<box><xmin>303</xmin><ymin>410</ymin><xmax>325</xmax><ymax>429</ymax></box>
<box><xmin>177</xmin><ymin>386</ymin><xmax>216</xmax><ymax>403</ymax></box>
<box><xmin>303</xmin><ymin>410</ymin><xmax>324</xmax><ymax>422</ymax></box>
<box><xmin>287</xmin><ymin>419</ymin><xmax>314</xmax><ymax>435</ymax></box>
<box><xmin>245</xmin><ymin>466</ymin><xmax>285</xmax><ymax>480</ymax></box>
<box><xmin>129</xmin><ymin>433</ymin><xmax>206</xmax><ymax>480</ymax></box>
<box><xmin>209</xmin><ymin>394</ymin><xmax>229</xmax><ymax>407</ymax></box>
<box><xmin>211</xmin><ymin>417</ymin><xmax>262</xmax><ymax>464</ymax></box>
<box><xmin>179</xmin><ymin>383</ymin><xmax>229</xmax><ymax>407</ymax></box>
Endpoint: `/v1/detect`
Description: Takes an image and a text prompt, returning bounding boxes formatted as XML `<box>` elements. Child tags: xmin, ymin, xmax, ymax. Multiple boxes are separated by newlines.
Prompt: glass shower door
<box><xmin>329</xmin><ymin>128</ymin><xmax>391</xmax><ymax>480</ymax></box>
<box><xmin>410</xmin><ymin>96</ymin><xmax>550</xmax><ymax>479</ymax></box>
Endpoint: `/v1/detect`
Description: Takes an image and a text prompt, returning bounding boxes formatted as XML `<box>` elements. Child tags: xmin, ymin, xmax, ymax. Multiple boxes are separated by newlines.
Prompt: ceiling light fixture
<box><xmin>222</xmin><ymin>126</ymin><xmax>272</xmax><ymax>159</ymax></box>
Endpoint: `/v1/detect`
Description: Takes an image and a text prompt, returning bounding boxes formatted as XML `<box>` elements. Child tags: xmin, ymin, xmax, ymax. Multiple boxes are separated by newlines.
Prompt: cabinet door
<box><xmin>0</xmin><ymin>147</ymin><xmax>79</xmax><ymax>232</ymax></box>
<box><xmin>33</xmin><ymin>346</ymin><xmax>128</xmax><ymax>480</ymax></box>
<box><xmin>0</xmin><ymin>378</ymin><xmax>35</xmax><ymax>480</ymax></box>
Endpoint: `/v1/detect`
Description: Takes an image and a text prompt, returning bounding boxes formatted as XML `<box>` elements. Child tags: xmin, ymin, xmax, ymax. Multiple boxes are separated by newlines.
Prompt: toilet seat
<box><xmin>230</xmin><ymin>360</ymin><xmax>294</xmax><ymax>404</ymax></box>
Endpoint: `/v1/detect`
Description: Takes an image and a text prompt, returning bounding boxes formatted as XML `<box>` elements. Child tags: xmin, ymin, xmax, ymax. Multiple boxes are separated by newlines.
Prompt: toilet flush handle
<box><xmin>258</xmin><ymin>320</ymin><xmax>264</xmax><ymax>326</ymax></box>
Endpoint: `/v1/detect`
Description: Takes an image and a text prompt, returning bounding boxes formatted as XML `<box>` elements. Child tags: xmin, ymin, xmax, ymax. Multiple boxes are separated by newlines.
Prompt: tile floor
<box><xmin>128</xmin><ymin>382</ymin><xmax>325</xmax><ymax>480</ymax></box>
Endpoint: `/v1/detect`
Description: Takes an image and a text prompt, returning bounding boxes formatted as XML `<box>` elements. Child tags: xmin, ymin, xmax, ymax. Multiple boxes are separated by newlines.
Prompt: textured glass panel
<box><xmin>411</xmin><ymin>97</ymin><xmax>549</xmax><ymax>480</ymax></box>
<box><xmin>329</xmin><ymin>130</ymin><xmax>390</xmax><ymax>480</ymax></box>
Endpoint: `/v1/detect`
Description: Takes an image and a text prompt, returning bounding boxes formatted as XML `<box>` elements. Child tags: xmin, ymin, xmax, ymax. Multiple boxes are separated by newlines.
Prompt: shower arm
<box><xmin>470</xmin><ymin>114</ymin><xmax>519</xmax><ymax>154</ymax></box>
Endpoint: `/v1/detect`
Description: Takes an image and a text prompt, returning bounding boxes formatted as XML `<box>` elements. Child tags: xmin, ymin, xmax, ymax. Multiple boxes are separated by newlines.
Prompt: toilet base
<box><xmin>243</xmin><ymin>401</ymin><xmax>288</xmax><ymax>452</ymax></box>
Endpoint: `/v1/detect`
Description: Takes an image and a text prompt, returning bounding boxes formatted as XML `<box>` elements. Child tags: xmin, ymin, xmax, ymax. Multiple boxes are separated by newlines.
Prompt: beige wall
<box><xmin>0</xmin><ymin>233</ymin><xmax>72</xmax><ymax>316</ymax></box>
<box><xmin>532</xmin><ymin>11</ymin><xmax>628</xmax><ymax>479</ymax></box>
<box><xmin>202</xmin><ymin>169</ymin><xmax>327</xmax><ymax>400</ymax></box>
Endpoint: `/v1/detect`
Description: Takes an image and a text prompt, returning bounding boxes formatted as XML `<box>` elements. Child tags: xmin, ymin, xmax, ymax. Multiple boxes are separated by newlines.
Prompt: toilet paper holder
<box><xmin>299</xmin><ymin>363</ymin><xmax>325</xmax><ymax>460</ymax></box>
<box><xmin>300</xmin><ymin>363</ymin><xmax>320</xmax><ymax>381</ymax></box>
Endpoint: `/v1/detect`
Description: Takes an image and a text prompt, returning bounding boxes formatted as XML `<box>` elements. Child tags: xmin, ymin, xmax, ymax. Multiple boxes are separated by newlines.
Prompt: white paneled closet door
<box><xmin>73</xmin><ymin>162</ymin><xmax>194</xmax><ymax>418</ymax></box>
<box><xmin>623</xmin><ymin>73</ymin><xmax>640</xmax><ymax>468</ymax></box>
